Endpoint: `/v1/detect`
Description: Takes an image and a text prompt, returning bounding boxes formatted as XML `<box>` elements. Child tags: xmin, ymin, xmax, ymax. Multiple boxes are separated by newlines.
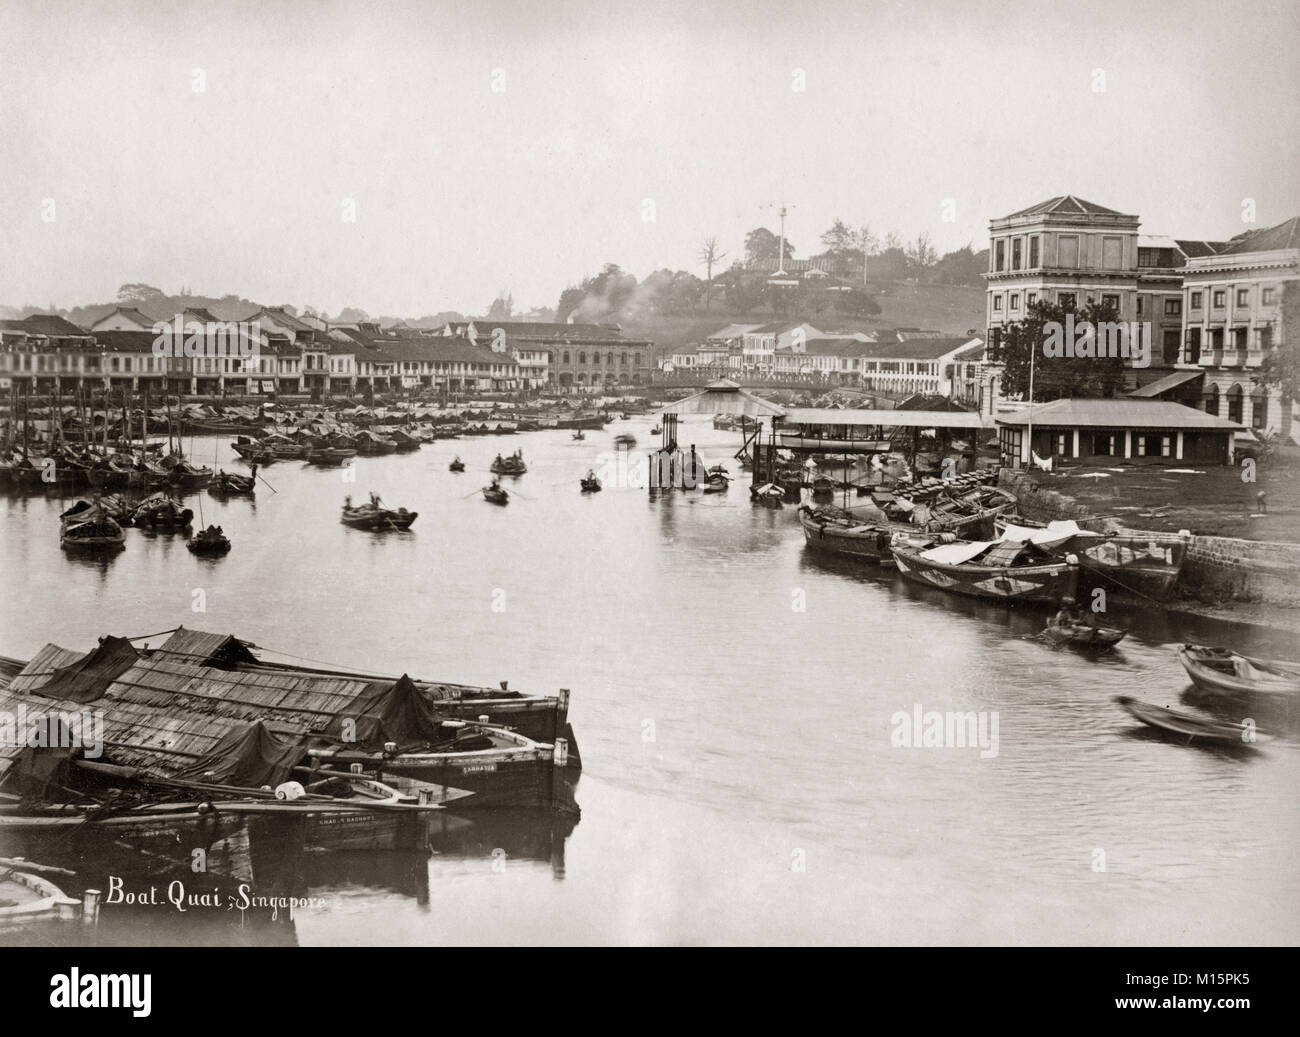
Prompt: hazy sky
<box><xmin>1</xmin><ymin>0</ymin><xmax>1297</xmax><ymax>316</ymax></box>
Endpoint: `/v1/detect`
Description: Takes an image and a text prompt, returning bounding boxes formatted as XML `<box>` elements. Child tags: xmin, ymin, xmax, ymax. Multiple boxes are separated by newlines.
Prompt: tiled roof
<box><xmin>1002</xmin><ymin>195</ymin><xmax>1130</xmax><ymax>219</ymax></box>
<box><xmin>1174</xmin><ymin>240</ymin><xmax>1230</xmax><ymax>258</ymax></box>
<box><xmin>1217</xmin><ymin>216</ymin><xmax>1300</xmax><ymax>256</ymax></box>
<box><xmin>4</xmin><ymin>314</ymin><xmax>94</xmax><ymax>337</ymax></box>
<box><xmin>864</xmin><ymin>337</ymin><xmax>982</xmax><ymax>360</ymax></box>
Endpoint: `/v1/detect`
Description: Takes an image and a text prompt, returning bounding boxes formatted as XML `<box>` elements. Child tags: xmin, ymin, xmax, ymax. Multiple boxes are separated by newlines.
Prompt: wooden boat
<box><xmin>751</xmin><ymin>482</ymin><xmax>785</xmax><ymax>508</ymax></box>
<box><xmin>0</xmin><ymin>860</ymin><xmax>80</xmax><ymax>927</ymax></box>
<box><xmin>490</xmin><ymin>453</ymin><xmax>527</xmax><ymax>476</ymax></box>
<box><xmin>132</xmin><ymin>493</ymin><xmax>193</xmax><ymax>529</ymax></box>
<box><xmin>1043</xmin><ymin>620</ymin><xmax>1126</xmax><ymax>648</ymax></box>
<box><xmin>891</xmin><ymin>534</ymin><xmax>1079</xmax><ymax>604</ymax></box>
<box><xmin>340</xmin><ymin>495</ymin><xmax>418</xmax><ymax>530</ymax></box>
<box><xmin>810</xmin><ymin>476</ymin><xmax>835</xmax><ymax>500</ymax></box>
<box><xmin>167</xmin><ymin>459</ymin><xmax>214</xmax><ymax>490</ymax></box>
<box><xmin>187</xmin><ymin>525</ymin><xmax>231</xmax><ymax>555</ymax></box>
<box><xmin>571</xmin><ymin>430</ymin><xmax>585</xmax><ymax>441</ymax></box>
<box><xmin>483</xmin><ymin>484</ymin><xmax>509</xmax><ymax>505</ymax></box>
<box><xmin>308</xmin><ymin>720</ymin><xmax>577</xmax><ymax>814</ymax></box>
<box><xmin>306</xmin><ymin>447</ymin><xmax>356</xmax><ymax>466</ymax></box>
<box><xmin>449</xmin><ymin>457</ymin><xmax>465</xmax><ymax>472</ymax></box>
<box><xmin>60</xmin><ymin>495</ymin><xmax>132</xmax><ymax>528</ymax></box>
<box><xmin>1177</xmin><ymin>644</ymin><xmax>1300</xmax><ymax>696</ymax></box>
<box><xmin>211</xmin><ymin>469</ymin><xmax>255</xmax><ymax>494</ymax></box>
<box><xmin>1114</xmin><ymin>695</ymin><xmax>1271</xmax><ymax>746</ymax></box>
<box><xmin>386</xmin><ymin>428</ymin><xmax>422</xmax><ymax>452</ymax></box>
<box><xmin>702</xmin><ymin>474</ymin><xmax>729</xmax><ymax>494</ymax></box>
<box><xmin>798</xmin><ymin>505</ymin><xmax>893</xmax><ymax>563</ymax></box>
<box><xmin>60</xmin><ymin>516</ymin><xmax>126</xmax><ymax>550</ymax></box>
<box><xmin>650</xmin><ymin>425</ymin><xmax>662</xmax><ymax>435</ymax></box>
<box><xmin>580</xmin><ymin>474</ymin><xmax>602</xmax><ymax>493</ymax></box>
<box><xmin>354</xmin><ymin>431</ymin><xmax>399</xmax><ymax>455</ymax></box>
<box><xmin>885</xmin><ymin>478</ymin><xmax>1016</xmax><ymax>538</ymax></box>
<box><xmin>996</xmin><ymin>516</ymin><xmax>1190</xmax><ymax>600</ymax></box>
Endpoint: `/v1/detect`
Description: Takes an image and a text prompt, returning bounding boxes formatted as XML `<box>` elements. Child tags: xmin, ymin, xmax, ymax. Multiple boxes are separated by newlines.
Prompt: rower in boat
<box><xmin>1050</xmin><ymin>597</ymin><xmax>1093</xmax><ymax>630</ymax></box>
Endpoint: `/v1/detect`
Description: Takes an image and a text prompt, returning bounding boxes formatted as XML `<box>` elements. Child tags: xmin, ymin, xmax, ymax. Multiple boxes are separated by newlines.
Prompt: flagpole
<box><xmin>1026</xmin><ymin>341</ymin><xmax>1035</xmax><ymax>468</ymax></box>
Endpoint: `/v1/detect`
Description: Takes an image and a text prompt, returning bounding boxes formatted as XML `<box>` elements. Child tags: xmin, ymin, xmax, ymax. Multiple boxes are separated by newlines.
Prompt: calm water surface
<box><xmin>2</xmin><ymin>419</ymin><xmax>1297</xmax><ymax>945</ymax></box>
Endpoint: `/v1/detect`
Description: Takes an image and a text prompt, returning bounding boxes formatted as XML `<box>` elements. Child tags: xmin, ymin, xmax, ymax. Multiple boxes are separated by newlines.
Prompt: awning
<box><xmin>781</xmin><ymin>407</ymin><xmax>989</xmax><ymax>429</ymax></box>
<box><xmin>1126</xmin><ymin>370</ymin><xmax>1204</xmax><ymax>398</ymax></box>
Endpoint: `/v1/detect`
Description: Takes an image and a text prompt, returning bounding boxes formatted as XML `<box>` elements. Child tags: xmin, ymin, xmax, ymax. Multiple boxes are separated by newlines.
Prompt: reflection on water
<box><xmin>1</xmin><ymin>420</ymin><xmax>1298</xmax><ymax>945</ymax></box>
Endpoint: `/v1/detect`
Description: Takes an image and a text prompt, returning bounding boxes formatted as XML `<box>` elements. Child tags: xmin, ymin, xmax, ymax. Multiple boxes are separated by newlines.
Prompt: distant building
<box><xmin>89</xmin><ymin>306</ymin><xmax>163</xmax><ymax>333</ymax></box>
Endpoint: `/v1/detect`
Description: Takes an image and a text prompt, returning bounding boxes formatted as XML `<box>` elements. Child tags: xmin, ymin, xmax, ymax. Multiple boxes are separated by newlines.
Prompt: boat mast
<box><xmin>1025</xmin><ymin>342</ymin><xmax>1035</xmax><ymax>467</ymax></box>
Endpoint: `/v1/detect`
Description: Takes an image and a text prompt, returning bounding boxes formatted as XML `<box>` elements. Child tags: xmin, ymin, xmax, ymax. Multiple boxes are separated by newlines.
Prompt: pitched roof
<box><xmin>1126</xmin><ymin>370</ymin><xmax>1204</xmax><ymax>398</ymax></box>
<box><xmin>864</xmin><ymin>337</ymin><xmax>982</xmax><ymax>360</ymax></box>
<box><xmin>249</xmin><ymin>306</ymin><xmax>314</xmax><ymax>332</ymax></box>
<box><xmin>1174</xmin><ymin>239</ymin><xmax>1229</xmax><ymax>258</ymax></box>
<box><xmin>3</xmin><ymin>314</ymin><xmax>93</xmax><ymax>337</ymax></box>
<box><xmin>180</xmin><ymin>307</ymin><xmax>222</xmax><ymax>324</ymax></box>
<box><xmin>1002</xmin><ymin>195</ymin><xmax>1130</xmax><ymax>219</ymax></box>
<box><xmin>1217</xmin><ymin>216</ymin><xmax>1300</xmax><ymax>256</ymax></box>
<box><xmin>997</xmin><ymin>398</ymin><xmax>1242</xmax><ymax>429</ymax></box>
<box><xmin>92</xmin><ymin>306</ymin><xmax>162</xmax><ymax>327</ymax></box>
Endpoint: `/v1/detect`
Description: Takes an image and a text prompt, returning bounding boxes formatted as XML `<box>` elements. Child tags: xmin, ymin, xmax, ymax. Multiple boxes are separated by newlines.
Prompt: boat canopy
<box><xmin>998</xmin><ymin>520</ymin><xmax>1082</xmax><ymax>549</ymax></box>
<box><xmin>174</xmin><ymin>721</ymin><xmax>305</xmax><ymax>788</ymax></box>
<box><xmin>919</xmin><ymin>539</ymin><xmax>998</xmax><ymax>566</ymax></box>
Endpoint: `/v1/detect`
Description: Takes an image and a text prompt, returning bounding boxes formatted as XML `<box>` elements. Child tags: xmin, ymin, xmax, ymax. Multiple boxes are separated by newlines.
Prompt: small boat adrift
<box><xmin>449</xmin><ymin>457</ymin><xmax>466</xmax><ymax>472</ymax></box>
<box><xmin>482</xmin><ymin>484</ymin><xmax>509</xmax><ymax>505</ymax></box>
<box><xmin>1114</xmin><ymin>695</ymin><xmax>1271</xmax><ymax>747</ymax></box>
<box><xmin>580</xmin><ymin>474</ymin><xmax>602</xmax><ymax>493</ymax></box>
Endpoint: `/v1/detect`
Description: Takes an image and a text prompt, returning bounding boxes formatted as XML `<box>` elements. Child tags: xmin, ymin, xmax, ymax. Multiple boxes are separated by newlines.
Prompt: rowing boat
<box><xmin>1114</xmin><ymin>695</ymin><xmax>1270</xmax><ymax>746</ymax></box>
<box><xmin>891</xmin><ymin>534</ymin><xmax>1078</xmax><ymax>604</ymax></box>
<box><xmin>1177</xmin><ymin>644</ymin><xmax>1300</xmax><ymax>696</ymax></box>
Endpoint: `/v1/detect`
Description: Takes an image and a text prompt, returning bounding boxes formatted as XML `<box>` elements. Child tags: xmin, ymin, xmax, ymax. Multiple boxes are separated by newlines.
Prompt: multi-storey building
<box><xmin>1178</xmin><ymin>217</ymin><xmax>1299</xmax><ymax>436</ymax></box>
<box><xmin>985</xmin><ymin>195</ymin><xmax>1141</xmax><ymax>356</ymax></box>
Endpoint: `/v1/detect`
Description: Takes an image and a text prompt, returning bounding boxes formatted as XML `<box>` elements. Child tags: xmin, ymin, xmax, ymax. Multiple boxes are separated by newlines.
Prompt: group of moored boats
<box><xmin>0</xmin><ymin>627</ymin><xmax>583</xmax><ymax>885</ymax></box>
<box><xmin>57</xmin><ymin>490</ymin><xmax>236</xmax><ymax>555</ymax></box>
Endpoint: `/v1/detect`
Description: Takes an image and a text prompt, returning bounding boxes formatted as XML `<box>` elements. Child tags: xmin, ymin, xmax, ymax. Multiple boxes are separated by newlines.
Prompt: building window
<box><xmin>1101</xmin><ymin>236</ymin><xmax>1122</xmax><ymax>269</ymax></box>
<box><xmin>1184</xmin><ymin>328</ymin><xmax>1202</xmax><ymax>364</ymax></box>
<box><xmin>1212</xmin><ymin>290</ymin><xmax>1225</xmax><ymax>308</ymax></box>
<box><xmin>1260</xmin><ymin>326</ymin><xmax>1273</xmax><ymax>350</ymax></box>
<box><xmin>1058</xmin><ymin>292</ymin><xmax>1077</xmax><ymax>310</ymax></box>
<box><xmin>578</xmin><ymin>351</ymin><xmax>586</xmax><ymax>364</ymax></box>
<box><xmin>1101</xmin><ymin>294</ymin><xmax>1120</xmax><ymax>311</ymax></box>
<box><xmin>1227</xmin><ymin>384</ymin><xmax>1243</xmax><ymax>424</ymax></box>
<box><xmin>1164</xmin><ymin>298</ymin><xmax>1182</xmax><ymax>316</ymax></box>
<box><xmin>1190</xmin><ymin>291</ymin><xmax>1202</xmax><ymax>309</ymax></box>
<box><xmin>1136</xmin><ymin>297</ymin><xmax>1144</xmax><ymax>316</ymax></box>
<box><xmin>620</xmin><ymin>352</ymin><xmax>627</xmax><ymax>365</ymax></box>
<box><xmin>1236</xmin><ymin>288</ymin><xmax>1249</xmax><ymax>306</ymax></box>
<box><xmin>562</xmin><ymin>350</ymin><xmax>570</xmax><ymax>363</ymax></box>
<box><xmin>592</xmin><ymin>352</ymin><xmax>600</xmax><ymax>365</ymax></box>
<box><xmin>1262</xmin><ymin>287</ymin><xmax>1276</xmax><ymax>305</ymax></box>
<box><xmin>992</xmin><ymin>295</ymin><xmax>1002</xmax><ymax>312</ymax></box>
<box><xmin>995</xmin><ymin>240</ymin><xmax>1005</xmax><ymax>271</ymax></box>
<box><xmin>1058</xmin><ymin>235</ymin><xmax>1079</xmax><ymax>268</ymax></box>
<box><xmin>1163</xmin><ymin>329</ymin><xmax>1180</xmax><ymax>365</ymax></box>
<box><xmin>1209</xmin><ymin>328</ymin><xmax>1224</xmax><ymax>350</ymax></box>
<box><xmin>1026</xmin><ymin>291</ymin><xmax>1036</xmax><ymax>307</ymax></box>
<box><xmin>1055</xmin><ymin>433</ymin><xmax>1068</xmax><ymax>456</ymax></box>
<box><xmin>1092</xmin><ymin>432</ymin><xmax>1118</xmax><ymax>456</ymax></box>
<box><xmin>1234</xmin><ymin>327</ymin><xmax>1248</xmax><ymax>351</ymax></box>
<box><xmin>1205</xmin><ymin>384</ymin><xmax>1219</xmax><ymax>414</ymax></box>
<box><xmin>1252</xmin><ymin>390</ymin><xmax>1268</xmax><ymax>429</ymax></box>
<box><xmin>1010</xmin><ymin>293</ymin><xmax>1020</xmax><ymax>310</ymax></box>
<box><xmin>1029</xmin><ymin>236</ymin><xmax>1039</xmax><ymax>268</ymax></box>
<box><xmin>1012</xmin><ymin>238</ymin><xmax>1022</xmax><ymax>270</ymax></box>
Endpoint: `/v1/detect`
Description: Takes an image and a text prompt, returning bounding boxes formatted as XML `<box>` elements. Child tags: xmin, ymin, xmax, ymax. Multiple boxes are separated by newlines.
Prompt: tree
<box><xmin>931</xmin><ymin>245</ymin><xmax>986</xmax><ymax>286</ymax></box>
<box><xmin>726</xmin><ymin>279</ymin><xmax>763</xmax><ymax>315</ymax></box>
<box><xmin>336</xmin><ymin>307</ymin><xmax>371</xmax><ymax>323</ymax></box>
<box><xmin>835</xmin><ymin>289</ymin><xmax>882</xmax><ymax>318</ymax></box>
<box><xmin>1256</xmin><ymin>280</ymin><xmax>1300</xmax><ymax>402</ymax></box>
<box><xmin>988</xmin><ymin>299</ymin><xmax>1129</xmax><ymax>400</ymax></box>
<box><xmin>855</xmin><ymin>225</ymin><xmax>880</xmax><ymax>285</ymax></box>
<box><xmin>555</xmin><ymin>263</ymin><xmax>638</xmax><ymax>323</ymax></box>
<box><xmin>697</xmin><ymin>236</ymin><xmax>728</xmax><ymax>310</ymax></box>
<box><xmin>906</xmin><ymin>232</ymin><xmax>938</xmax><ymax>275</ymax></box>
<box><xmin>487</xmin><ymin>293</ymin><xmax>514</xmax><ymax>319</ymax></box>
<box><xmin>117</xmin><ymin>283</ymin><xmax>164</xmax><ymax>305</ymax></box>
<box><xmin>745</xmin><ymin>227</ymin><xmax>795</xmax><ymax>267</ymax></box>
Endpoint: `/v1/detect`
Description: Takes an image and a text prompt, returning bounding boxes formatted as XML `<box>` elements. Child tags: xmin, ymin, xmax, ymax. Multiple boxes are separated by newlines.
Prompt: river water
<box><xmin>2</xmin><ymin>418</ymin><xmax>1297</xmax><ymax>945</ymax></box>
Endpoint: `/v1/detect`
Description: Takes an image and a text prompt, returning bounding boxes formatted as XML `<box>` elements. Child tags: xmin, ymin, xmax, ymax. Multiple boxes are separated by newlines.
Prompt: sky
<box><xmin>1</xmin><ymin>0</ymin><xmax>1297</xmax><ymax>317</ymax></box>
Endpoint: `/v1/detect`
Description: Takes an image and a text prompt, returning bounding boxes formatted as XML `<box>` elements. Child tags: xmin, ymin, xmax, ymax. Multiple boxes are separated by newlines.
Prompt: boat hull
<box><xmin>892</xmin><ymin>544</ymin><xmax>1078</xmax><ymax>604</ymax></box>
<box><xmin>798</xmin><ymin>507</ymin><xmax>893</xmax><ymax>563</ymax></box>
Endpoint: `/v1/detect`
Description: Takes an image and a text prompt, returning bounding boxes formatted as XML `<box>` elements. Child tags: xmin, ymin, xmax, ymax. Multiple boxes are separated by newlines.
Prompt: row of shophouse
<box><xmin>0</xmin><ymin>307</ymin><xmax>654</xmax><ymax>397</ymax></box>
<box><xmin>663</xmin><ymin>322</ymin><xmax>989</xmax><ymax>403</ymax></box>
<box><xmin>984</xmin><ymin>196</ymin><xmax>1299</xmax><ymax>440</ymax></box>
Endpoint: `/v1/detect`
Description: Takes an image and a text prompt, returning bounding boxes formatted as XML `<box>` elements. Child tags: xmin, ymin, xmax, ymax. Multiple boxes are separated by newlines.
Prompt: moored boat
<box><xmin>891</xmin><ymin>533</ymin><xmax>1079</xmax><ymax>604</ymax></box>
<box><xmin>798</xmin><ymin>505</ymin><xmax>893</xmax><ymax>563</ymax></box>
<box><xmin>1176</xmin><ymin>644</ymin><xmax>1300</xmax><ymax>696</ymax></box>
<box><xmin>60</xmin><ymin>515</ymin><xmax>126</xmax><ymax>551</ymax></box>
<box><xmin>211</xmin><ymin>468</ymin><xmax>256</xmax><ymax>494</ymax></box>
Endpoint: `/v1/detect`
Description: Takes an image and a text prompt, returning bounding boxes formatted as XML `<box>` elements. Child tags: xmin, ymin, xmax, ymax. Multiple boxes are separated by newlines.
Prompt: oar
<box><xmin>257</xmin><ymin>473</ymin><xmax>278</xmax><ymax>494</ymax></box>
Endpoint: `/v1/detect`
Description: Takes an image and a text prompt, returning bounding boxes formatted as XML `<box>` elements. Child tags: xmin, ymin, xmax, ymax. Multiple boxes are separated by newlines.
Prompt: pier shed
<box><xmin>996</xmin><ymin>398</ymin><xmax>1243</xmax><ymax>467</ymax></box>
